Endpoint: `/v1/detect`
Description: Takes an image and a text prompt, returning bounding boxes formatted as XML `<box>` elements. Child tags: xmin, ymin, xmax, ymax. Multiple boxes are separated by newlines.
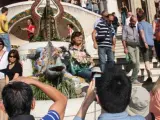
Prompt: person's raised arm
<box><xmin>15</xmin><ymin>77</ymin><xmax>67</xmax><ymax>120</ymax></box>
<box><xmin>74</xmin><ymin>80</ymin><xmax>96</xmax><ymax>120</ymax></box>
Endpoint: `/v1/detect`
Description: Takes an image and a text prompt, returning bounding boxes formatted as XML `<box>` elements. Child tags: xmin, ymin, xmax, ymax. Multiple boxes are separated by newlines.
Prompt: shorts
<box><xmin>140</xmin><ymin>46</ymin><xmax>153</xmax><ymax>62</ymax></box>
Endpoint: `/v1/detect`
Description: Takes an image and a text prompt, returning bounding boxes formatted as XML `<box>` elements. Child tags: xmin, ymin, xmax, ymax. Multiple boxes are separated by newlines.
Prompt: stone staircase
<box><xmin>114</xmin><ymin>29</ymin><xmax>160</xmax><ymax>83</ymax></box>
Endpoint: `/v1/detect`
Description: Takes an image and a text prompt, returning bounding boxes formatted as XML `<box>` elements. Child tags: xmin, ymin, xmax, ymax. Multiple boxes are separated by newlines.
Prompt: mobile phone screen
<box><xmin>92</xmin><ymin>72</ymin><xmax>102</xmax><ymax>88</ymax></box>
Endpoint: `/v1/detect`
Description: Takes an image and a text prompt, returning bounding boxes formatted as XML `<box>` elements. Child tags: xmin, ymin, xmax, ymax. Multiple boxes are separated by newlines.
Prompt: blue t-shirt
<box><xmin>41</xmin><ymin>110</ymin><xmax>60</xmax><ymax>120</ymax></box>
<box><xmin>74</xmin><ymin>112</ymin><xmax>145</xmax><ymax>120</ymax></box>
<box><xmin>138</xmin><ymin>21</ymin><xmax>154</xmax><ymax>46</ymax></box>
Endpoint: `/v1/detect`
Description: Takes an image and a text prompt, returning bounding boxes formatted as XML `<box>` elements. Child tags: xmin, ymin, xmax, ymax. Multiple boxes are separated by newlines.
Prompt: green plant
<box><xmin>32</xmin><ymin>75</ymin><xmax>77</xmax><ymax>100</ymax></box>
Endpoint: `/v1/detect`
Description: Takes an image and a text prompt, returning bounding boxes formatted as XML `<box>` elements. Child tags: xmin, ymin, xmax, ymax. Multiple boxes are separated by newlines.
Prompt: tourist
<box><xmin>0</xmin><ymin>77</ymin><xmax>67</xmax><ymax>120</ymax></box>
<box><xmin>92</xmin><ymin>14</ymin><xmax>115</xmax><ymax>72</ymax></box>
<box><xmin>0</xmin><ymin>7</ymin><xmax>11</xmax><ymax>51</ymax></box>
<box><xmin>153</xmin><ymin>12</ymin><xmax>160</xmax><ymax>63</ymax></box>
<box><xmin>0</xmin><ymin>38</ymin><xmax>8</xmax><ymax>80</ymax></box>
<box><xmin>92</xmin><ymin>0</ymin><xmax>99</xmax><ymax>14</ymax></box>
<box><xmin>121</xmin><ymin>2</ymin><xmax>128</xmax><ymax>26</ymax></box>
<box><xmin>22</xmin><ymin>18</ymin><xmax>35</xmax><ymax>42</ymax></box>
<box><xmin>126</xmin><ymin>86</ymin><xmax>154</xmax><ymax>120</ymax></box>
<box><xmin>67</xmin><ymin>24</ymin><xmax>74</xmax><ymax>39</ymax></box>
<box><xmin>137</xmin><ymin>8</ymin><xmax>144</xmax><ymax>22</ymax></box>
<box><xmin>81</xmin><ymin>0</ymin><xmax>87</xmax><ymax>9</ymax></box>
<box><xmin>112</xmin><ymin>12</ymin><xmax>119</xmax><ymax>35</ymax></box>
<box><xmin>68</xmin><ymin>31</ymin><xmax>94</xmax><ymax>81</ymax></box>
<box><xmin>3</xmin><ymin>50</ymin><xmax>22</xmax><ymax>84</ymax></box>
<box><xmin>86</xmin><ymin>0</ymin><xmax>92</xmax><ymax>11</ymax></box>
<box><xmin>73</xmin><ymin>65</ymin><xmax>145</xmax><ymax>120</ymax></box>
<box><xmin>150</xmin><ymin>76</ymin><xmax>160</xmax><ymax>120</ymax></box>
<box><xmin>138</xmin><ymin>13</ymin><xmax>154</xmax><ymax>78</ymax></box>
<box><xmin>122</xmin><ymin>16</ymin><xmax>140</xmax><ymax>84</ymax></box>
<box><xmin>126</xmin><ymin>11</ymin><xmax>132</xmax><ymax>26</ymax></box>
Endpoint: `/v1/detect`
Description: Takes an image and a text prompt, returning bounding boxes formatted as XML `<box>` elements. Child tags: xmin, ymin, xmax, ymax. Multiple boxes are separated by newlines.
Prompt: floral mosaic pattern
<box><xmin>9</xmin><ymin>8</ymin><xmax>84</xmax><ymax>34</ymax></box>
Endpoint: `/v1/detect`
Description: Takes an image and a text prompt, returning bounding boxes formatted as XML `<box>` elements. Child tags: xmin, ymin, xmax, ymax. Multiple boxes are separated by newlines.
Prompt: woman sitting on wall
<box><xmin>0</xmin><ymin>50</ymin><xmax>22</xmax><ymax>84</ymax></box>
<box><xmin>68</xmin><ymin>31</ymin><xmax>95</xmax><ymax>81</ymax></box>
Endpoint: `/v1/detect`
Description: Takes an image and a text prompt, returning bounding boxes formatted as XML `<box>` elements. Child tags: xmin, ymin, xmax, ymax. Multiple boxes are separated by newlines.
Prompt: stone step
<box><xmin>127</xmin><ymin>68</ymin><xmax>160</xmax><ymax>76</ymax></box>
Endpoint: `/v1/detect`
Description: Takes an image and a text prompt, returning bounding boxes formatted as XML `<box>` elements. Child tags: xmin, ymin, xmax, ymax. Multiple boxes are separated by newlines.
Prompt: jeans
<box><xmin>77</xmin><ymin>68</ymin><xmax>92</xmax><ymax>82</ymax></box>
<box><xmin>98</xmin><ymin>46</ymin><xmax>114</xmax><ymax>72</ymax></box>
<box><xmin>121</xmin><ymin>12</ymin><xmax>126</xmax><ymax>26</ymax></box>
<box><xmin>0</xmin><ymin>33</ymin><xmax>11</xmax><ymax>51</ymax></box>
<box><xmin>128</xmin><ymin>46</ymin><xmax>140</xmax><ymax>82</ymax></box>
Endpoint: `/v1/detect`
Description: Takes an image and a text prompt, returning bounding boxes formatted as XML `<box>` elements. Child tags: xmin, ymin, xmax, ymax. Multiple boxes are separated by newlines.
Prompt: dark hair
<box><xmin>0</xmin><ymin>38</ymin><xmax>5</xmax><ymax>49</ymax></box>
<box><xmin>2</xmin><ymin>82</ymin><xmax>33</xmax><ymax>118</ymax></box>
<box><xmin>96</xmin><ymin>65</ymin><xmax>131</xmax><ymax>113</ymax></box>
<box><xmin>112</xmin><ymin>12</ymin><xmax>115</xmax><ymax>15</ymax></box>
<box><xmin>8</xmin><ymin>49</ymin><xmax>20</xmax><ymax>63</ymax></box>
<box><xmin>28</xmin><ymin>18</ymin><xmax>34</xmax><ymax>25</ymax></box>
<box><xmin>138</xmin><ymin>13</ymin><xmax>146</xmax><ymax>21</ymax></box>
<box><xmin>107</xmin><ymin>14</ymin><xmax>114</xmax><ymax>18</ymax></box>
<box><xmin>67</xmin><ymin>24</ymin><xmax>74</xmax><ymax>29</ymax></box>
<box><xmin>1</xmin><ymin>7</ymin><xmax>8</xmax><ymax>13</ymax></box>
<box><xmin>70</xmin><ymin>31</ymin><xmax>82</xmax><ymax>46</ymax></box>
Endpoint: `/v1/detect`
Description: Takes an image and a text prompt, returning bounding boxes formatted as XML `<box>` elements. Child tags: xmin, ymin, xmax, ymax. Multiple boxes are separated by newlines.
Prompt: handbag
<box><xmin>126</xmin><ymin>39</ymin><xmax>139</xmax><ymax>47</ymax></box>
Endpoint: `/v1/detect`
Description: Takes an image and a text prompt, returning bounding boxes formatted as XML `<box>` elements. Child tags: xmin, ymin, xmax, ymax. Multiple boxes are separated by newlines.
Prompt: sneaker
<box><xmin>132</xmin><ymin>80</ymin><xmax>142</xmax><ymax>85</ymax></box>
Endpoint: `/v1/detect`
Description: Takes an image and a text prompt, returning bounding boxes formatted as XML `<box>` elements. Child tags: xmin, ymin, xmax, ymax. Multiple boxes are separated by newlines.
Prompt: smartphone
<box><xmin>92</xmin><ymin>72</ymin><xmax>102</xmax><ymax>88</ymax></box>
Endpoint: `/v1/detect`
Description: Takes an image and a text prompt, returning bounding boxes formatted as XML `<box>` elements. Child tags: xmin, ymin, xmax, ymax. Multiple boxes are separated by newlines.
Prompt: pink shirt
<box><xmin>150</xmin><ymin>89</ymin><xmax>160</xmax><ymax>120</ymax></box>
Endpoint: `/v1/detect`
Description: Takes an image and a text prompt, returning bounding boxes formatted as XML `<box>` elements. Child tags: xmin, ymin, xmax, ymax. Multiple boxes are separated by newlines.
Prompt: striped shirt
<box><xmin>95</xmin><ymin>21</ymin><xmax>115</xmax><ymax>48</ymax></box>
<box><xmin>41</xmin><ymin>110</ymin><xmax>60</xmax><ymax>120</ymax></box>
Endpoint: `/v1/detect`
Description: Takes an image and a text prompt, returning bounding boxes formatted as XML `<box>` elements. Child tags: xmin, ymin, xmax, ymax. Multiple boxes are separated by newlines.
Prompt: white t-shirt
<box><xmin>0</xmin><ymin>51</ymin><xmax>8</xmax><ymax>79</ymax></box>
<box><xmin>126</xmin><ymin>16</ymin><xmax>131</xmax><ymax>26</ymax></box>
<box><xmin>81</xmin><ymin>0</ymin><xmax>87</xmax><ymax>8</ymax></box>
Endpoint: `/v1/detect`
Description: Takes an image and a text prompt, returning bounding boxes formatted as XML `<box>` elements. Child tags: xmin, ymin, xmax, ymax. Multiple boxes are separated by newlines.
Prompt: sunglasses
<box><xmin>9</xmin><ymin>55</ymin><xmax>16</xmax><ymax>58</ymax></box>
<box><xmin>0</xmin><ymin>43</ymin><xmax>3</xmax><ymax>45</ymax></box>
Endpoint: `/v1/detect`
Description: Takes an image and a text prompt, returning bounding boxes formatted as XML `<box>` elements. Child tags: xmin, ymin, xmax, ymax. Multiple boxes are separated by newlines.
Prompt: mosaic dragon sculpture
<box><xmin>29</xmin><ymin>0</ymin><xmax>66</xmax><ymax>81</ymax></box>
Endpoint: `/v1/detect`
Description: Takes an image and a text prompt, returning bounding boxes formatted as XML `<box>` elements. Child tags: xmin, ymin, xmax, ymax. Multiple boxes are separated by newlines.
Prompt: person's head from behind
<box><xmin>96</xmin><ymin>65</ymin><xmax>131</xmax><ymax>113</ymax></box>
<box><xmin>71</xmin><ymin>31</ymin><xmax>83</xmax><ymax>46</ymax></box>
<box><xmin>27</xmin><ymin>18</ymin><xmax>34</xmax><ymax>26</ymax></box>
<box><xmin>130</xmin><ymin>15</ymin><xmax>137</xmax><ymax>27</ymax></box>
<box><xmin>0</xmin><ymin>38</ymin><xmax>5</xmax><ymax>51</ymax></box>
<box><xmin>101</xmin><ymin>10</ymin><xmax>108</xmax><ymax>20</ymax></box>
<box><xmin>8</xmin><ymin>49</ymin><xmax>20</xmax><ymax>64</ymax></box>
<box><xmin>1</xmin><ymin>7</ymin><xmax>8</xmax><ymax>15</ymax></box>
<box><xmin>1</xmin><ymin>82</ymin><xmax>34</xmax><ymax>118</ymax></box>
<box><xmin>127</xmin><ymin>11</ymin><xmax>132</xmax><ymax>18</ymax></box>
<box><xmin>138</xmin><ymin>13</ymin><xmax>146</xmax><ymax>22</ymax></box>
<box><xmin>136</xmin><ymin>8</ymin><xmax>140</xmax><ymax>13</ymax></box>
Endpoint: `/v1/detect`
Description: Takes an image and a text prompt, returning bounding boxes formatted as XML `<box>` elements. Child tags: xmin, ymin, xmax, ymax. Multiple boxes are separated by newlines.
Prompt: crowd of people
<box><xmin>0</xmin><ymin>2</ymin><xmax>160</xmax><ymax>120</ymax></box>
<box><xmin>61</xmin><ymin>0</ymin><xmax>100</xmax><ymax>14</ymax></box>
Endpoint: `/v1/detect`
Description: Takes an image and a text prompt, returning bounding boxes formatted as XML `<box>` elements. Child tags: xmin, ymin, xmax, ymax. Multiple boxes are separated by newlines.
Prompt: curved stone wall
<box><xmin>1</xmin><ymin>1</ymin><xmax>100</xmax><ymax>37</ymax></box>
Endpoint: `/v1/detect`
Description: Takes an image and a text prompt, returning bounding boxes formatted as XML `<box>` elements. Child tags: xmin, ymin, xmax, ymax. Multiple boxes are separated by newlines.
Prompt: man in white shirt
<box><xmin>126</xmin><ymin>12</ymin><xmax>132</xmax><ymax>26</ymax></box>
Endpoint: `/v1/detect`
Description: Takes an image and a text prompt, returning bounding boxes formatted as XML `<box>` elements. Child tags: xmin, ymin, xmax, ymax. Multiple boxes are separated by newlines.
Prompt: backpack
<box><xmin>155</xmin><ymin>19</ymin><xmax>160</xmax><ymax>41</ymax></box>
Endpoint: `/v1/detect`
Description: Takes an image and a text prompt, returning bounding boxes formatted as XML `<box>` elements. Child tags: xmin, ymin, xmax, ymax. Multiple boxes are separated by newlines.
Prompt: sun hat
<box><xmin>126</xmin><ymin>86</ymin><xmax>150</xmax><ymax>117</ymax></box>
